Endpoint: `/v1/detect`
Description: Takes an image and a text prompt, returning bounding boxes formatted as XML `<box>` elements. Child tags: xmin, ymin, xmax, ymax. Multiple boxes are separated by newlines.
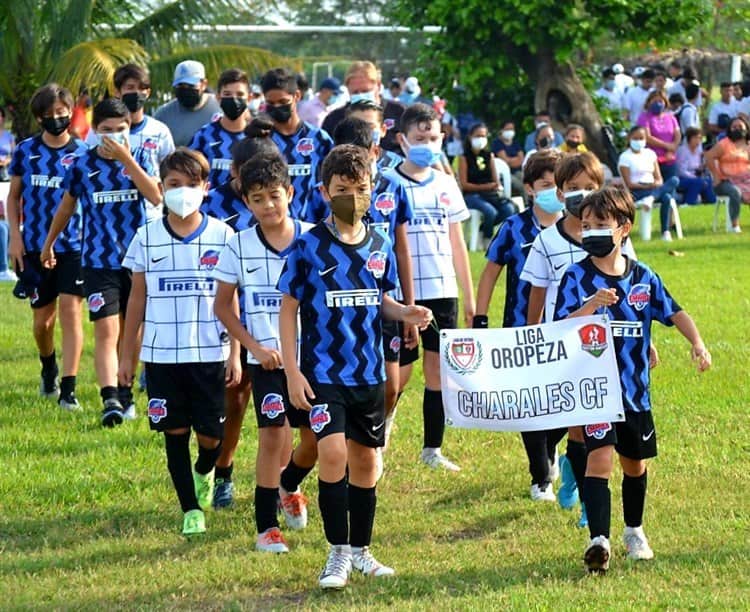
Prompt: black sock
<box><xmin>349</xmin><ymin>484</ymin><xmax>377</xmax><ymax>548</ymax></box>
<box><xmin>521</xmin><ymin>430</ymin><xmax>551</xmax><ymax>486</ymax></box>
<box><xmin>60</xmin><ymin>376</ymin><xmax>76</xmax><ymax>398</ymax></box>
<box><xmin>547</xmin><ymin>428</ymin><xmax>567</xmax><ymax>463</ymax></box>
<box><xmin>280</xmin><ymin>457</ymin><xmax>313</xmax><ymax>493</ymax></box>
<box><xmin>566</xmin><ymin>440</ymin><xmax>588</xmax><ymax>494</ymax></box>
<box><xmin>255</xmin><ymin>485</ymin><xmax>280</xmax><ymax>533</ymax></box>
<box><xmin>215</xmin><ymin>463</ymin><xmax>233</xmax><ymax>481</ymax></box>
<box><xmin>165</xmin><ymin>432</ymin><xmax>199</xmax><ymax>512</ymax></box>
<box><xmin>40</xmin><ymin>351</ymin><xmax>57</xmax><ymax>373</ymax></box>
<box><xmin>622</xmin><ymin>471</ymin><xmax>647</xmax><ymax>528</ymax></box>
<box><xmin>118</xmin><ymin>384</ymin><xmax>133</xmax><ymax>407</ymax></box>
<box><xmin>583</xmin><ymin>476</ymin><xmax>611</xmax><ymax>539</ymax></box>
<box><xmin>318</xmin><ymin>477</ymin><xmax>348</xmax><ymax>545</ymax></box>
<box><xmin>194</xmin><ymin>442</ymin><xmax>222</xmax><ymax>475</ymax></box>
<box><xmin>423</xmin><ymin>388</ymin><xmax>444</xmax><ymax>448</ymax></box>
<box><xmin>100</xmin><ymin>386</ymin><xmax>118</xmax><ymax>402</ymax></box>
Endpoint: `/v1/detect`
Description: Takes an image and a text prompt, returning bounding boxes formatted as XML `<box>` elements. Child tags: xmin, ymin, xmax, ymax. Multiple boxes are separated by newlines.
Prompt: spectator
<box><xmin>667</xmin><ymin>60</ymin><xmax>683</xmax><ymax>84</ymax></box>
<box><xmin>248</xmin><ymin>84</ymin><xmax>264</xmax><ymax>118</ymax></box>
<box><xmin>399</xmin><ymin>76</ymin><xmax>424</xmax><ymax>106</ymax></box>
<box><xmin>386</xmin><ymin>78</ymin><xmax>402</xmax><ymax>101</ymax></box>
<box><xmin>612</xmin><ymin>63</ymin><xmax>634</xmax><ymax>95</ymax></box>
<box><xmin>558</xmin><ymin>124</ymin><xmax>588</xmax><ymax>153</ymax></box>
<box><xmin>594</xmin><ymin>68</ymin><xmax>623</xmax><ymax>112</ymax></box>
<box><xmin>622</xmin><ymin>68</ymin><xmax>655</xmax><ymax>125</ymax></box>
<box><xmin>618</xmin><ymin>126</ymin><xmax>680</xmax><ymax>241</ymax></box>
<box><xmin>676</xmin><ymin>127</ymin><xmax>716</xmax><ymax>205</ymax></box>
<box><xmin>491</xmin><ymin>120</ymin><xmax>524</xmax><ymax>195</ymax></box>
<box><xmin>297</xmin><ymin>77</ymin><xmax>342</xmax><ymax>128</ymax></box>
<box><xmin>69</xmin><ymin>86</ymin><xmax>92</xmax><ymax>141</ymax></box>
<box><xmin>708</xmin><ymin>82</ymin><xmax>739</xmax><ymax>137</ymax></box>
<box><xmin>668</xmin><ymin>93</ymin><xmax>684</xmax><ymax>114</ymax></box>
<box><xmin>653</xmin><ymin>71</ymin><xmax>668</xmax><ymax>94</ymax></box>
<box><xmin>733</xmin><ymin>82</ymin><xmax>744</xmax><ymax>101</ymax></box>
<box><xmin>524</xmin><ymin>110</ymin><xmax>564</xmax><ymax>152</ymax></box>
<box><xmin>704</xmin><ymin>116</ymin><xmax>750</xmax><ymax>233</ymax></box>
<box><xmin>458</xmin><ymin>123</ymin><xmax>515</xmax><ymax>243</ymax></box>
<box><xmin>675</xmin><ymin>83</ymin><xmax>701</xmax><ymax>137</ymax></box>
<box><xmin>637</xmin><ymin>90</ymin><xmax>681</xmax><ymax>182</ymax></box>
<box><xmin>0</xmin><ymin>106</ymin><xmax>15</xmax><ymax>182</ymax></box>
<box><xmin>153</xmin><ymin>60</ymin><xmax>221</xmax><ymax>147</ymax></box>
<box><xmin>668</xmin><ymin>67</ymin><xmax>703</xmax><ymax>109</ymax></box>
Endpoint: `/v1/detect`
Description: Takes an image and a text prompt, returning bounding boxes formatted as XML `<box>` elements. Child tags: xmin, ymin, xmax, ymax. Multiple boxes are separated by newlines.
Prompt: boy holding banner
<box><xmin>555</xmin><ymin>186</ymin><xmax>711</xmax><ymax>573</ymax></box>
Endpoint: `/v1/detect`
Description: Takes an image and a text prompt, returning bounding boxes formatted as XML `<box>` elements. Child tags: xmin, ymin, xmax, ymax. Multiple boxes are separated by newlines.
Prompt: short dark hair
<box><xmin>261</xmin><ymin>68</ymin><xmax>298</xmax><ymax>94</ymax></box>
<box><xmin>685</xmin><ymin>83</ymin><xmax>700</xmax><ymax>101</ymax></box>
<box><xmin>114</xmin><ymin>63</ymin><xmax>150</xmax><ymax>91</ymax></box>
<box><xmin>501</xmin><ymin>120</ymin><xmax>514</xmax><ymax>129</ymax></box>
<box><xmin>535</xmin><ymin>109</ymin><xmax>550</xmax><ymax>118</ymax></box>
<box><xmin>628</xmin><ymin>125</ymin><xmax>646</xmax><ymax>137</ymax></box>
<box><xmin>297</xmin><ymin>73</ymin><xmax>310</xmax><ymax>93</ymax></box>
<box><xmin>217</xmin><ymin>68</ymin><xmax>249</xmax><ymax>93</ymax></box>
<box><xmin>321</xmin><ymin>144</ymin><xmax>371</xmax><ymax>189</ymax></box>
<box><xmin>399</xmin><ymin>102</ymin><xmax>438</xmax><ymax>135</ymax></box>
<box><xmin>555</xmin><ymin>151</ymin><xmax>604</xmax><ymax>190</ymax></box>
<box><xmin>579</xmin><ymin>185</ymin><xmax>635</xmax><ymax>226</ymax></box>
<box><xmin>685</xmin><ymin>126</ymin><xmax>702</xmax><ymax>141</ymax></box>
<box><xmin>240</xmin><ymin>152</ymin><xmax>290</xmax><ymax>194</ymax></box>
<box><xmin>92</xmin><ymin>98</ymin><xmax>130</xmax><ymax>127</ymax></box>
<box><xmin>230</xmin><ymin>117</ymin><xmax>279</xmax><ymax>167</ymax></box>
<box><xmin>159</xmin><ymin>147</ymin><xmax>209</xmax><ymax>182</ymax></box>
<box><xmin>720</xmin><ymin>81</ymin><xmax>733</xmax><ymax>89</ymax></box>
<box><xmin>669</xmin><ymin>93</ymin><xmax>685</xmax><ymax>105</ymax></box>
<box><xmin>602</xmin><ymin>68</ymin><xmax>615</xmax><ymax>79</ymax></box>
<box><xmin>641</xmin><ymin>69</ymin><xmax>656</xmax><ymax>80</ymax></box>
<box><xmin>30</xmin><ymin>83</ymin><xmax>74</xmax><ymax>119</ymax></box>
<box><xmin>346</xmin><ymin>100</ymin><xmax>383</xmax><ymax>120</ymax></box>
<box><xmin>333</xmin><ymin>117</ymin><xmax>374</xmax><ymax>149</ymax></box>
<box><xmin>682</xmin><ymin>67</ymin><xmax>697</xmax><ymax>80</ymax></box>
<box><xmin>523</xmin><ymin>149</ymin><xmax>562</xmax><ymax>186</ymax></box>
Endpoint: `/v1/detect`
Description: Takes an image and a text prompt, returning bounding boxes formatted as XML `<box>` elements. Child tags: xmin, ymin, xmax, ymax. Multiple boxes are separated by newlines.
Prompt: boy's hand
<box><xmin>402</xmin><ymin>305</ymin><xmax>433</xmax><ymax>330</ymax></box>
<box><xmin>403</xmin><ymin>323</ymin><xmax>419</xmax><ymax>350</ymax></box>
<box><xmin>287</xmin><ymin>369</ymin><xmax>314</xmax><ymax>411</ymax></box>
<box><xmin>251</xmin><ymin>345</ymin><xmax>283</xmax><ymax>371</ymax></box>
<box><xmin>648</xmin><ymin>343</ymin><xmax>660</xmax><ymax>369</ymax></box>
<box><xmin>118</xmin><ymin>361</ymin><xmax>135</xmax><ymax>388</ymax></box>
<box><xmin>463</xmin><ymin>300</ymin><xmax>475</xmax><ymax>328</ymax></box>
<box><xmin>9</xmin><ymin>233</ymin><xmax>25</xmax><ymax>272</ymax></box>
<box><xmin>225</xmin><ymin>355</ymin><xmax>243</xmax><ymax>387</ymax></box>
<box><xmin>691</xmin><ymin>345</ymin><xmax>712</xmax><ymax>372</ymax></box>
<box><xmin>99</xmin><ymin>135</ymin><xmax>131</xmax><ymax>163</ymax></box>
<box><xmin>40</xmin><ymin>245</ymin><xmax>57</xmax><ymax>269</ymax></box>
<box><xmin>590</xmin><ymin>288</ymin><xmax>618</xmax><ymax>308</ymax></box>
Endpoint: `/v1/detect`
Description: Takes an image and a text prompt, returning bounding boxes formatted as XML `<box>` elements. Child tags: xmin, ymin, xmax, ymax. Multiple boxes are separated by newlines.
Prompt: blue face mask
<box><xmin>349</xmin><ymin>91</ymin><xmax>376</xmax><ymax>105</ymax></box>
<box><xmin>405</xmin><ymin>142</ymin><xmax>442</xmax><ymax>168</ymax></box>
<box><xmin>649</xmin><ymin>101</ymin><xmax>665</xmax><ymax>115</ymax></box>
<box><xmin>327</xmin><ymin>94</ymin><xmax>339</xmax><ymax>107</ymax></box>
<box><xmin>534</xmin><ymin>187</ymin><xmax>564</xmax><ymax>213</ymax></box>
<box><xmin>372</xmin><ymin>129</ymin><xmax>382</xmax><ymax>146</ymax></box>
<box><xmin>605</xmin><ymin>79</ymin><xmax>616</xmax><ymax>91</ymax></box>
<box><xmin>630</xmin><ymin>139</ymin><xmax>646</xmax><ymax>152</ymax></box>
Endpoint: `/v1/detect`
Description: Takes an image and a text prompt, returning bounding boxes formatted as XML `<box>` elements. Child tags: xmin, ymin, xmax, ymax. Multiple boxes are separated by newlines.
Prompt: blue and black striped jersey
<box><xmin>187</xmin><ymin>120</ymin><xmax>245</xmax><ymax>189</ymax></box>
<box><xmin>202</xmin><ymin>180</ymin><xmax>255</xmax><ymax>232</ymax></box>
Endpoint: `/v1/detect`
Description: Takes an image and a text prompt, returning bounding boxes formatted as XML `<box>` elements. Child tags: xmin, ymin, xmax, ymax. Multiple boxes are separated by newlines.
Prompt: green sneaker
<box><xmin>182</xmin><ymin>509</ymin><xmax>206</xmax><ymax>536</ymax></box>
<box><xmin>193</xmin><ymin>469</ymin><xmax>215</xmax><ymax>511</ymax></box>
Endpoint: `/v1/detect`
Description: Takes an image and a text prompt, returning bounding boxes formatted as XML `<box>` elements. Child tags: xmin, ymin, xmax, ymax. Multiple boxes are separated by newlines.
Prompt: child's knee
<box><xmin>586</xmin><ymin>446</ymin><xmax>614</xmax><ymax>478</ymax></box>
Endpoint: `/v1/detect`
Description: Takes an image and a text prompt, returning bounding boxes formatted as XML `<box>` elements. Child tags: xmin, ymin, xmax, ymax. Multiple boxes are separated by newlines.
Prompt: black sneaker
<box><xmin>59</xmin><ymin>393</ymin><xmax>82</xmax><ymax>411</ymax></box>
<box><xmin>101</xmin><ymin>398</ymin><xmax>124</xmax><ymax>428</ymax></box>
<box><xmin>40</xmin><ymin>366</ymin><xmax>60</xmax><ymax>399</ymax></box>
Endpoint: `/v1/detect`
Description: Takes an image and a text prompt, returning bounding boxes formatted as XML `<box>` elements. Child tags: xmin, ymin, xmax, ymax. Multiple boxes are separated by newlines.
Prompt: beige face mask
<box><xmin>329</xmin><ymin>193</ymin><xmax>370</xmax><ymax>225</ymax></box>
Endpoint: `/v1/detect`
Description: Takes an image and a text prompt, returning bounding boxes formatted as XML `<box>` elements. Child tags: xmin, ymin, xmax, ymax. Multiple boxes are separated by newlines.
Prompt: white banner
<box><xmin>439</xmin><ymin>315</ymin><xmax>625</xmax><ymax>432</ymax></box>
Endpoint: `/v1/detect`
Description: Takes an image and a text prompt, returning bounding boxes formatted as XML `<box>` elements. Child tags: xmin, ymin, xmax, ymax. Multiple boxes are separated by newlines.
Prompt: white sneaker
<box><xmin>661</xmin><ymin>231</ymin><xmax>673</xmax><ymax>242</ymax></box>
<box><xmin>122</xmin><ymin>403</ymin><xmax>137</xmax><ymax>420</ymax></box>
<box><xmin>0</xmin><ymin>269</ymin><xmax>18</xmax><ymax>282</ymax></box>
<box><xmin>732</xmin><ymin>225</ymin><xmax>742</xmax><ymax>234</ymax></box>
<box><xmin>318</xmin><ymin>545</ymin><xmax>352</xmax><ymax>589</ymax></box>
<box><xmin>352</xmin><ymin>546</ymin><xmax>395</xmax><ymax>577</ymax></box>
<box><xmin>279</xmin><ymin>488</ymin><xmax>308</xmax><ymax>530</ymax></box>
<box><xmin>530</xmin><ymin>483</ymin><xmax>556</xmax><ymax>502</ymax></box>
<box><xmin>623</xmin><ymin>526</ymin><xmax>654</xmax><ymax>560</ymax></box>
<box><xmin>255</xmin><ymin>527</ymin><xmax>289</xmax><ymax>553</ymax></box>
<box><xmin>375</xmin><ymin>447</ymin><xmax>384</xmax><ymax>482</ymax></box>
<box><xmin>420</xmin><ymin>448</ymin><xmax>461</xmax><ymax>471</ymax></box>
<box><xmin>549</xmin><ymin>449</ymin><xmax>560</xmax><ymax>482</ymax></box>
<box><xmin>584</xmin><ymin>535</ymin><xmax>611</xmax><ymax>573</ymax></box>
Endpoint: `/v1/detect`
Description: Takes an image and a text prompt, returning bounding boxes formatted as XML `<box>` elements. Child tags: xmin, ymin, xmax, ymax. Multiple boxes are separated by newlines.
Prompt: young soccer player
<box><xmin>277</xmin><ymin>144</ymin><xmax>432</xmax><ymax>588</ymax></box>
<box><xmin>261</xmin><ymin>68</ymin><xmax>333</xmax><ymax>220</ymax></box>
<box><xmin>345</xmin><ymin>100</ymin><xmax>403</xmax><ymax>175</ymax></box>
<box><xmin>213</xmin><ymin>151</ymin><xmax>317</xmax><ymax>551</ymax></box>
<box><xmin>41</xmin><ymin>98</ymin><xmax>162</xmax><ymax>426</ymax></box>
<box><xmin>474</xmin><ymin>149</ymin><xmax>565</xmax><ymax>500</ymax></box>
<box><xmin>188</xmin><ymin>68</ymin><xmax>250</xmax><ymax>189</ymax></box>
<box><xmin>6</xmin><ymin>84</ymin><xmax>87</xmax><ymax>409</ymax></box>
<box><xmin>391</xmin><ymin>102</ymin><xmax>475</xmax><ymax>471</ymax></box>
<box><xmin>554</xmin><ymin>186</ymin><xmax>711</xmax><ymax>572</ymax></box>
<box><xmin>118</xmin><ymin>148</ymin><xmax>240</xmax><ymax>536</ymax></box>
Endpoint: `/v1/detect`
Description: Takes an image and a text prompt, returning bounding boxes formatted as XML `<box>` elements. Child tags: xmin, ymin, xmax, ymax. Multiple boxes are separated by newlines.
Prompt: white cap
<box><xmin>633</xmin><ymin>66</ymin><xmax>645</xmax><ymax>77</ymax></box>
<box><xmin>612</xmin><ymin>63</ymin><xmax>624</xmax><ymax>74</ymax></box>
<box><xmin>405</xmin><ymin>76</ymin><xmax>420</xmax><ymax>94</ymax></box>
<box><xmin>172</xmin><ymin>60</ymin><xmax>206</xmax><ymax>87</ymax></box>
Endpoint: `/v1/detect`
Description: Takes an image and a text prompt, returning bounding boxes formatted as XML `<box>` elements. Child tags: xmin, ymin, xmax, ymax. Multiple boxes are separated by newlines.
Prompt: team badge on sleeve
<box><xmin>579</xmin><ymin>323</ymin><xmax>608</xmax><ymax>358</ymax></box>
<box><xmin>585</xmin><ymin>422</ymin><xmax>612</xmax><ymax>440</ymax></box>
<box><xmin>148</xmin><ymin>398</ymin><xmax>168</xmax><ymax>423</ymax></box>
<box><xmin>366</xmin><ymin>251</ymin><xmax>387</xmax><ymax>279</ymax></box>
<box><xmin>627</xmin><ymin>283</ymin><xmax>651</xmax><ymax>311</ymax></box>
<box><xmin>87</xmin><ymin>292</ymin><xmax>105</xmax><ymax>313</ymax></box>
<box><xmin>310</xmin><ymin>404</ymin><xmax>331</xmax><ymax>433</ymax></box>
<box><xmin>261</xmin><ymin>393</ymin><xmax>285</xmax><ymax>419</ymax></box>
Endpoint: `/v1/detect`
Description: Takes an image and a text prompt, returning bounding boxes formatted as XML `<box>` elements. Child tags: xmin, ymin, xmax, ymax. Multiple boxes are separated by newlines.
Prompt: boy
<box><xmin>555</xmin><ymin>186</ymin><xmax>711</xmax><ymax>572</ymax></box>
<box><xmin>41</xmin><ymin>98</ymin><xmax>162</xmax><ymax>426</ymax></box>
<box><xmin>345</xmin><ymin>100</ymin><xmax>403</xmax><ymax>175</ymax></box>
<box><xmin>277</xmin><ymin>145</ymin><xmax>431</xmax><ymax>588</ymax></box>
<box><xmin>391</xmin><ymin>102</ymin><xmax>475</xmax><ymax>471</ymax></box>
<box><xmin>118</xmin><ymin>148</ymin><xmax>240</xmax><ymax>536</ymax></box>
<box><xmin>213</xmin><ymin>152</ymin><xmax>317</xmax><ymax>551</ymax></box>
<box><xmin>474</xmin><ymin>149</ymin><xmax>565</xmax><ymax>501</ymax></box>
<box><xmin>188</xmin><ymin>68</ymin><xmax>250</xmax><ymax>189</ymax></box>
<box><xmin>6</xmin><ymin>84</ymin><xmax>88</xmax><ymax>409</ymax></box>
<box><xmin>261</xmin><ymin>68</ymin><xmax>333</xmax><ymax>220</ymax></box>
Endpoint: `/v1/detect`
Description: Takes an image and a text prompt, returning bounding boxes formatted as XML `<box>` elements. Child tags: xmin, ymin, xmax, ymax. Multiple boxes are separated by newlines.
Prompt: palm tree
<box><xmin>0</xmin><ymin>0</ymin><xmax>296</xmax><ymax>137</ymax></box>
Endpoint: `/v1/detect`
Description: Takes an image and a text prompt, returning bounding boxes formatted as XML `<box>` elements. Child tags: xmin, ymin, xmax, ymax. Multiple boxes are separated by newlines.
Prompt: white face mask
<box><xmin>501</xmin><ymin>129</ymin><xmax>515</xmax><ymax>141</ymax></box>
<box><xmin>471</xmin><ymin>136</ymin><xmax>488</xmax><ymax>151</ymax></box>
<box><xmin>96</xmin><ymin>129</ymin><xmax>129</xmax><ymax>147</ymax></box>
<box><xmin>163</xmin><ymin>186</ymin><xmax>204</xmax><ymax>218</ymax></box>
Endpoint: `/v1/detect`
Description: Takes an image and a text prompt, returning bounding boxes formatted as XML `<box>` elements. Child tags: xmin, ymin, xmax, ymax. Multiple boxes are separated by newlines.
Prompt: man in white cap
<box><xmin>612</xmin><ymin>63</ymin><xmax>634</xmax><ymax>96</ymax></box>
<box><xmin>398</xmin><ymin>76</ymin><xmax>422</xmax><ymax>106</ymax></box>
<box><xmin>154</xmin><ymin>60</ymin><xmax>221</xmax><ymax>146</ymax></box>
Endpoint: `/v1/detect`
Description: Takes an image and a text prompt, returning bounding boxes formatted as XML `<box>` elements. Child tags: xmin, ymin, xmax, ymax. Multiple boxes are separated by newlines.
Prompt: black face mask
<box><xmin>565</xmin><ymin>139</ymin><xmax>580</xmax><ymax>149</ymax></box>
<box><xmin>563</xmin><ymin>190</ymin><xmax>591</xmax><ymax>217</ymax></box>
<box><xmin>220</xmin><ymin>96</ymin><xmax>248</xmax><ymax>121</ymax></box>
<box><xmin>41</xmin><ymin>116</ymin><xmax>71</xmax><ymax>136</ymax></box>
<box><xmin>122</xmin><ymin>92</ymin><xmax>148</xmax><ymax>113</ymax></box>
<box><xmin>267</xmin><ymin>102</ymin><xmax>293</xmax><ymax>124</ymax></box>
<box><xmin>538</xmin><ymin>136</ymin><xmax>551</xmax><ymax>149</ymax></box>
<box><xmin>175</xmin><ymin>87</ymin><xmax>201</xmax><ymax>109</ymax></box>
<box><xmin>581</xmin><ymin>229</ymin><xmax>617</xmax><ymax>257</ymax></box>
<box><xmin>729</xmin><ymin>128</ymin><xmax>747</xmax><ymax>142</ymax></box>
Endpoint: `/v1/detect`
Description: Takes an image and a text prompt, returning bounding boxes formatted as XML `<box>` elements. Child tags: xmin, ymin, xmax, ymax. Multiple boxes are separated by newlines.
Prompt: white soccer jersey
<box><xmin>212</xmin><ymin>220</ymin><xmax>314</xmax><ymax>366</ymax></box>
<box><xmin>122</xmin><ymin>214</ymin><xmax>234</xmax><ymax>363</ymax></box>
<box><xmin>520</xmin><ymin>219</ymin><xmax>636</xmax><ymax>322</ymax></box>
<box><xmin>385</xmin><ymin>166</ymin><xmax>469</xmax><ymax>300</ymax></box>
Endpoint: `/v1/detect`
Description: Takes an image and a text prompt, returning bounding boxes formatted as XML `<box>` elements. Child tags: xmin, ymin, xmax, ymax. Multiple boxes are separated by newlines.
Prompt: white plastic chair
<box><xmin>464</xmin><ymin>210</ymin><xmax>483</xmax><ymax>252</ymax></box>
<box><xmin>636</xmin><ymin>196</ymin><xmax>683</xmax><ymax>240</ymax></box>
<box><xmin>493</xmin><ymin>157</ymin><xmax>512</xmax><ymax>199</ymax></box>
<box><xmin>713</xmin><ymin>195</ymin><xmax>732</xmax><ymax>232</ymax></box>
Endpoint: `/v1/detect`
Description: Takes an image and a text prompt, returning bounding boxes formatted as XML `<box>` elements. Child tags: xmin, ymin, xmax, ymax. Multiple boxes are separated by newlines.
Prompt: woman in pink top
<box><xmin>637</xmin><ymin>90</ymin><xmax>681</xmax><ymax>182</ymax></box>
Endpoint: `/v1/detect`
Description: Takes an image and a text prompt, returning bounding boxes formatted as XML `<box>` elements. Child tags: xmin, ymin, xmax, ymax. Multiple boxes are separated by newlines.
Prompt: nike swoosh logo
<box><xmin>88</xmin><ymin>171</ymin><xmax>100</xmax><ymax>178</ymax></box>
<box><xmin>642</xmin><ymin>429</ymin><xmax>655</xmax><ymax>441</ymax></box>
<box><xmin>521</xmin><ymin>242</ymin><xmax>534</xmax><ymax>249</ymax></box>
<box><xmin>221</xmin><ymin>214</ymin><xmax>238</xmax><ymax>224</ymax></box>
<box><xmin>219</xmin><ymin>416</ymin><xmax>227</xmax><ymax>423</ymax></box>
<box><xmin>553</xmin><ymin>262</ymin><xmax>567</xmax><ymax>271</ymax></box>
<box><xmin>75</xmin><ymin>279</ymin><xmax>84</xmax><ymax>286</ymax></box>
<box><xmin>318</xmin><ymin>265</ymin><xmax>337</xmax><ymax>276</ymax></box>
<box><xmin>30</xmin><ymin>155</ymin><xmax>41</xmax><ymax>160</ymax></box>
<box><xmin>151</xmin><ymin>256</ymin><xmax>168</xmax><ymax>264</ymax></box>
<box><xmin>209</xmin><ymin>141</ymin><xmax>222</xmax><ymax>147</ymax></box>
<box><xmin>582</xmin><ymin>294</ymin><xmax>596</xmax><ymax>302</ymax></box>
<box><xmin>246</xmin><ymin>266</ymin><xmax>261</xmax><ymax>274</ymax></box>
<box><xmin>372</xmin><ymin>421</ymin><xmax>385</xmax><ymax>431</ymax></box>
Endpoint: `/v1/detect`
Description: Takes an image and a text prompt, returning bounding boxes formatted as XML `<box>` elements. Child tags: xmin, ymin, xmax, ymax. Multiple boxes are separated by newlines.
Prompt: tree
<box><xmin>391</xmin><ymin>0</ymin><xmax>712</xmax><ymax>161</ymax></box>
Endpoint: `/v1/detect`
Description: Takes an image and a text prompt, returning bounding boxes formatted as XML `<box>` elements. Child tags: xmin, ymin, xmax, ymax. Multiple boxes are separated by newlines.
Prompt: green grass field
<box><xmin>1</xmin><ymin>205</ymin><xmax>749</xmax><ymax>610</ymax></box>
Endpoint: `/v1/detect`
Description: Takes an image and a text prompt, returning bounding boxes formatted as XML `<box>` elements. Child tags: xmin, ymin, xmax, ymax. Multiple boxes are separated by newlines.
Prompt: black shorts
<box><xmin>382</xmin><ymin>320</ymin><xmax>401</xmax><ymax>363</ymax></box>
<box><xmin>145</xmin><ymin>362</ymin><xmax>226</xmax><ymax>439</ymax></box>
<box><xmin>248</xmin><ymin>365</ymin><xmax>308</xmax><ymax>429</ymax></box>
<box><xmin>399</xmin><ymin>297</ymin><xmax>458</xmax><ymax>366</ymax></box>
<box><xmin>583</xmin><ymin>411</ymin><xmax>657</xmax><ymax>460</ymax></box>
<box><xmin>24</xmin><ymin>252</ymin><xmax>83</xmax><ymax>309</ymax></box>
<box><xmin>83</xmin><ymin>267</ymin><xmax>132</xmax><ymax>321</ymax></box>
<box><xmin>308</xmin><ymin>382</ymin><xmax>385</xmax><ymax>448</ymax></box>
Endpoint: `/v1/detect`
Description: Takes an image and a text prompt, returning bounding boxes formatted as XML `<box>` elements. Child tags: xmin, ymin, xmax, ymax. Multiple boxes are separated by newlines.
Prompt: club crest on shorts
<box><xmin>579</xmin><ymin>323</ymin><xmax>608</xmax><ymax>358</ymax></box>
<box><xmin>309</xmin><ymin>404</ymin><xmax>331</xmax><ymax>433</ymax></box>
<box><xmin>148</xmin><ymin>398</ymin><xmax>168</xmax><ymax>423</ymax></box>
<box><xmin>30</xmin><ymin>288</ymin><xmax>40</xmax><ymax>304</ymax></box>
<box><xmin>585</xmin><ymin>422</ymin><xmax>612</xmax><ymax>440</ymax></box>
<box><xmin>261</xmin><ymin>393</ymin><xmax>285</xmax><ymax>419</ymax></box>
<box><xmin>87</xmin><ymin>292</ymin><xmax>105</xmax><ymax>313</ymax></box>
<box><xmin>445</xmin><ymin>337</ymin><xmax>483</xmax><ymax>374</ymax></box>
<box><xmin>296</xmin><ymin>138</ymin><xmax>314</xmax><ymax>156</ymax></box>
<box><xmin>374</xmin><ymin>192</ymin><xmax>396</xmax><ymax>215</ymax></box>
<box><xmin>366</xmin><ymin>251</ymin><xmax>387</xmax><ymax>278</ymax></box>
<box><xmin>627</xmin><ymin>283</ymin><xmax>651</xmax><ymax>311</ymax></box>
<box><xmin>199</xmin><ymin>250</ymin><xmax>220</xmax><ymax>271</ymax></box>
<box><xmin>389</xmin><ymin>336</ymin><xmax>401</xmax><ymax>353</ymax></box>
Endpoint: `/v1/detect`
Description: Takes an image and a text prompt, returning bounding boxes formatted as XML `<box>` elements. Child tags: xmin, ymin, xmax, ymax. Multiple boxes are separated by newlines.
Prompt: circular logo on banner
<box><xmin>445</xmin><ymin>337</ymin><xmax>483</xmax><ymax>374</ymax></box>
